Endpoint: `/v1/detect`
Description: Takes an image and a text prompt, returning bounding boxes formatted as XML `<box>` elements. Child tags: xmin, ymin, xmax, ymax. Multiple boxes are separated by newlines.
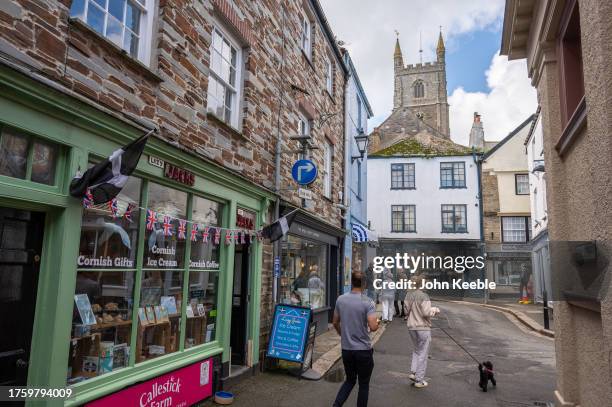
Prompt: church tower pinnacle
<box><xmin>394</xmin><ymin>36</ymin><xmax>403</xmax><ymax>70</ymax></box>
<box><xmin>436</xmin><ymin>29</ymin><xmax>445</xmax><ymax>63</ymax></box>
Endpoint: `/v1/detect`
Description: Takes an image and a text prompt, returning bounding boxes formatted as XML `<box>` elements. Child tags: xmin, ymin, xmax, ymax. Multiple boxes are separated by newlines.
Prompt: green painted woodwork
<box><xmin>0</xmin><ymin>65</ymin><xmax>274</xmax><ymax>406</ymax></box>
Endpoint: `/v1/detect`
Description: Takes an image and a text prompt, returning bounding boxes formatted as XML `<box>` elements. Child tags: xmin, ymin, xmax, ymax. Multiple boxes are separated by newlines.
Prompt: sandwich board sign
<box><xmin>267</xmin><ymin>304</ymin><xmax>312</xmax><ymax>365</ymax></box>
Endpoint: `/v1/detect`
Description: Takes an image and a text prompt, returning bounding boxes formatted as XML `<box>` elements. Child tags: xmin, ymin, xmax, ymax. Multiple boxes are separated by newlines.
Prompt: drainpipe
<box><xmin>342</xmin><ymin>62</ymin><xmax>352</xmax><ymax>294</ymax></box>
<box><xmin>472</xmin><ymin>147</ymin><xmax>486</xmax><ymax>303</ymax></box>
<box><xmin>272</xmin><ymin>3</ymin><xmax>287</xmax><ymax>303</ymax></box>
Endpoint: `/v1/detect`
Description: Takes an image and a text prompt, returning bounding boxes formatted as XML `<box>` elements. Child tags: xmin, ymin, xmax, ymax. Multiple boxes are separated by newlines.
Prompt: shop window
<box><xmin>207</xmin><ymin>25</ymin><xmax>243</xmax><ymax>129</ymax></box>
<box><xmin>280</xmin><ymin>235</ymin><xmax>327</xmax><ymax>309</ymax></box>
<box><xmin>440</xmin><ymin>162</ymin><xmax>466</xmax><ymax>188</ymax></box>
<box><xmin>190</xmin><ymin>196</ymin><xmax>222</xmax><ymax>270</ymax></box>
<box><xmin>69</xmin><ymin>271</ymin><xmax>135</xmax><ymax>384</ymax></box>
<box><xmin>78</xmin><ymin>177</ymin><xmax>142</xmax><ymax>269</ymax></box>
<box><xmin>494</xmin><ymin>260</ymin><xmax>529</xmax><ymax>286</ymax></box>
<box><xmin>515</xmin><ymin>174</ymin><xmax>529</xmax><ymax>195</ymax></box>
<box><xmin>70</xmin><ymin>0</ymin><xmax>154</xmax><ymax>64</ymax></box>
<box><xmin>441</xmin><ymin>204</ymin><xmax>467</xmax><ymax>233</ymax></box>
<box><xmin>186</xmin><ymin>271</ymin><xmax>218</xmax><ymax>347</ymax></box>
<box><xmin>0</xmin><ymin>127</ymin><xmax>60</xmax><ymax>186</ymax></box>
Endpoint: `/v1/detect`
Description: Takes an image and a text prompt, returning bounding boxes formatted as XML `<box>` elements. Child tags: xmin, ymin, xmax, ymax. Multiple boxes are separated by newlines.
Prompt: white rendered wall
<box><xmin>367</xmin><ymin>155</ymin><xmax>481</xmax><ymax>240</ymax></box>
<box><xmin>526</xmin><ymin>116</ymin><xmax>548</xmax><ymax>238</ymax></box>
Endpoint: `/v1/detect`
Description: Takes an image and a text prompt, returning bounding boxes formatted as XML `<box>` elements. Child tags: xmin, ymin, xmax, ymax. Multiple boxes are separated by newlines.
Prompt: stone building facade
<box><xmin>393</xmin><ymin>33</ymin><xmax>450</xmax><ymax>138</ymax></box>
<box><xmin>503</xmin><ymin>0</ymin><xmax>612</xmax><ymax>405</ymax></box>
<box><xmin>0</xmin><ymin>0</ymin><xmax>347</xmax><ymax>397</ymax></box>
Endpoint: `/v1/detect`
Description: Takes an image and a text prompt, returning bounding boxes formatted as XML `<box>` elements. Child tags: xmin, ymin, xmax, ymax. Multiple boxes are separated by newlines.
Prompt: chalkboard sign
<box><xmin>267</xmin><ymin>304</ymin><xmax>312</xmax><ymax>363</ymax></box>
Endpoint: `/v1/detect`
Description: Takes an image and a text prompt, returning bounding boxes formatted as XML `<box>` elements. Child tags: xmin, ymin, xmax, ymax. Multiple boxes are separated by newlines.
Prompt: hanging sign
<box><xmin>298</xmin><ymin>188</ymin><xmax>313</xmax><ymax>200</ymax></box>
<box><xmin>267</xmin><ymin>304</ymin><xmax>312</xmax><ymax>363</ymax></box>
<box><xmin>164</xmin><ymin>163</ymin><xmax>195</xmax><ymax>186</ymax></box>
<box><xmin>291</xmin><ymin>159</ymin><xmax>317</xmax><ymax>185</ymax></box>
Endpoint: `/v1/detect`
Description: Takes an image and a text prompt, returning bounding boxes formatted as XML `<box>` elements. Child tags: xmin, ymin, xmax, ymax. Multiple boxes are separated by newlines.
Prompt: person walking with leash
<box><xmin>404</xmin><ymin>274</ymin><xmax>440</xmax><ymax>388</ymax></box>
<box><xmin>332</xmin><ymin>271</ymin><xmax>380</xmax><ymax>407</ymax></box>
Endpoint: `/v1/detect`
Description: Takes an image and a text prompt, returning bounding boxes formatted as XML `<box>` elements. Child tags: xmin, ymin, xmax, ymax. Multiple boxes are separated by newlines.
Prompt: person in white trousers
<box><xmin>404</xmin><ymin>274</ymin><xmax>440</xmax><ymax>388</ymax></box>
<box><xmin>380</xmin><ymin>268</ymin><xmax>395</xmax><ymax>322</ymax></box>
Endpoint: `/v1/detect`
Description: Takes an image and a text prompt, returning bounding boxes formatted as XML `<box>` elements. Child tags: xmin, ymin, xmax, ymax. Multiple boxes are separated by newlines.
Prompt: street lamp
<box><xmin>351</xmin><ymin>131</ymin><xmax>369</xmax><ymax>162</ymax></box>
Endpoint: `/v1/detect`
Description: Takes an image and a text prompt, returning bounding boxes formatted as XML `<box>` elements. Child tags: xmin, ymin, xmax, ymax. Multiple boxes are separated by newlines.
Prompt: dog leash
<box><xmin>433</xmin><ymin>313</ymin><xmax>481</xmax><ymax>364</ymax></box>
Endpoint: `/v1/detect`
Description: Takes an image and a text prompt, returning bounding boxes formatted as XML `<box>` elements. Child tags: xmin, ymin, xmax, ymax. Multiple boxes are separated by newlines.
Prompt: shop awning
<box><xmin>351</xmin><ymin>223</ymin><xmax>377</xmax><ymax>243</ymax></box>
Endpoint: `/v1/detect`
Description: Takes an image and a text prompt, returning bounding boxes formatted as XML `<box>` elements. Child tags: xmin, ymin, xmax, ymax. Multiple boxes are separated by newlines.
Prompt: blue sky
<box><xmin>446</xmin><ymin>29</ymin><xmax>502</xmax><ymax>94</ymax></box>
<box><xmin>319</xmin><ymin>0</ymin><xmax>537</xmax><ymax>144</ymax></box>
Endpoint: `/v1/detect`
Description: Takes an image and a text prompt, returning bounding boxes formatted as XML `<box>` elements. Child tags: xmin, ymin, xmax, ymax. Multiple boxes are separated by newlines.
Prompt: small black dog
<box><xmin>478</xmin><ymin>361</ymin><xmax>496</xmax><ymax>392</ymax></box>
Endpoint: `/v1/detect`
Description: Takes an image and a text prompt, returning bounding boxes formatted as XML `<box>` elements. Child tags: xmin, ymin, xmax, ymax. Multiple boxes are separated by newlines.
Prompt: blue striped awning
<box><xmin>352</xmin><ymin>223</ymin><xmax>370</xmax><ymax>243</ymax></box>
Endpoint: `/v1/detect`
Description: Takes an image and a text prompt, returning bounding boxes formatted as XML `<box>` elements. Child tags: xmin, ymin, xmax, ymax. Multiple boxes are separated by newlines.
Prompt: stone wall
<box><xmin>0</xmin><ymin>0</ymin><xmax>347</xmax><ymax>354</ymax></box>
<box><xmin>482</xmin><ymin>170</ymin><xmax>500</xmax><ymax>244</ymax></box>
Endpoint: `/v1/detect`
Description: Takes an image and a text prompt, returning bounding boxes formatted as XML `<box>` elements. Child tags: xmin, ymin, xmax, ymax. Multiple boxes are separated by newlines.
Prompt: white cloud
<box><xmin>319</xmin><ymin>0</ymin><xmax>506</xmax><ymax>131</ymax></box>
<box><xmin>449</xmin><ymin>54</ymin><xmax>538</xmax><ymax>145</ymax></box>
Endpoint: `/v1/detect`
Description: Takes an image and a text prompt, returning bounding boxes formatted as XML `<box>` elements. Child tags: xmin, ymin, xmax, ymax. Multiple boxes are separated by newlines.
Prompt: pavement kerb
<box><xmin>433</xmin><ymin>298</ymin><xmax>555</xmax><ymax>338</ymax></box>
<box><xmin>311</xmin><ymin>320</ymin><xmax>389</xmax><ymax>378</ymax></box>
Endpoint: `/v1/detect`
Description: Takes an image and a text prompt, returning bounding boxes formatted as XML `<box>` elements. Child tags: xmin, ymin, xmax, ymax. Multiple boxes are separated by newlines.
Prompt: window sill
<box><xmin>440</xmin><ymin>186</ymin><xmax>467</xmax><ymax>189</ymax></box>
<box><xmin>391</xmin><ymin>231</ymin><xmax>417</xmax><ymax>233</ymax></box>
<box><xmin>555</xmin><ymin>96</ymin><xmax>587</xmax><ymax>157</ymax></box>
<box><xmin>441</xmin><ymin>230</ymin><xmax>469</xmax><ymax>234</ymax></box>
<box><xmin>206</xmin><ymin>112</ymin><xmax>249</xmax><ymax>142</ymax></box>
<box><xmin>69</xmin><ymin>18</ymin><xmax>163</xmax><ymax>83</ymax></box>
<box><xmin>390</xmin><ymin>187</ymin><xmax>416</xmax><ymax>190</ymax></box>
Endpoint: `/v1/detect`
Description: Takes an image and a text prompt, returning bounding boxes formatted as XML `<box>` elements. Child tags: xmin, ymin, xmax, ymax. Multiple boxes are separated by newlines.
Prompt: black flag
<box><xmin>261</xmin><ymin>209</ymin><xmax>298</xmax><ymax>242</ymax></box>
<box><xmin>70</xmin><ymin>130</ymin><xmax>152</xmax><ymax>204</ymax></box>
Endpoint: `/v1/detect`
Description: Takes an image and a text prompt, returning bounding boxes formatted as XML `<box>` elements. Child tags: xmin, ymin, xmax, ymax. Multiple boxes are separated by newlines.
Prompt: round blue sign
<box><xmin>291</xmin><ymin>159</ymin><xmax>318</xmax><ymax>185</ymax></box>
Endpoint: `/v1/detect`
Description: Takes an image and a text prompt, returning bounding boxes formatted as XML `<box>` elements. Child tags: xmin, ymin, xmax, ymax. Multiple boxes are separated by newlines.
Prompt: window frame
<box><xmin>69</xmin><ymin>0</ymin><xmax>155</xmax><ymax>65</ymax></box>
<box><xmin>206</xmin><ymin>23</ymin><xmax>244</xmax><ymax>130</ymax></box>
<box><xmin>501</xmin><ymin>216</ymin><xmax>532</xmax><ymax>243</ymax></box>
<box><xmin>324</xmin><ymin>57</ymin><xmax>333</xmax><ymax>96</ymax></box>
<box><xmin>440</xmin><ymin>162</ymin><xmax>466</xmax><ymax>188</ymax></box>
<box><xmin>390</xmin><ymin>163</ymin><xmax>415</xmax><ymax>190</ymax></box>
<box><xmin>441</xmin><ymin>204</ymin><xmax>468</xmax><ymax>233</ymax></box>
<box><xmin>391</xmin><ymin>205</ymin><xmax>416</xmax><ymax>233</ymax></box>
<box><xmin>300</xmin><ymin>13</ymin><xmax>313</xmax><ymax>60</ymax></box>
<box><xmin>413</xmin><ymin>80</ymin><xmax>425</xmax><ymax>99</ymax></box>
<box><xmin>515</xmin><ymin>174</ymin><xmax>530</xmax><ymax>195</ymax></box>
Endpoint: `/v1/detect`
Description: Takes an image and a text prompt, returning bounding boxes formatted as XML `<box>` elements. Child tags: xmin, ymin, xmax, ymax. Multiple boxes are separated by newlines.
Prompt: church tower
<box><xmin>392</xmin><ymin>31</ymin><xmax>450</xmax><ymax>138</ymax></box>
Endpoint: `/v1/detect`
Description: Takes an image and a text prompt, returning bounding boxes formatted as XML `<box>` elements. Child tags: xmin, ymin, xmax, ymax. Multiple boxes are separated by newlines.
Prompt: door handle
<box><xmin>16</xmin><ymin>358</ymin><xmax>28</xmax><ymax>368</ymax></box>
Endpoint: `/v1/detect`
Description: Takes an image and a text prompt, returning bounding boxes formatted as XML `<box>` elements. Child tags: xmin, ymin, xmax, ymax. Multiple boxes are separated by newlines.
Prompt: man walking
<box><xmin>333</xmin><ymin>271</ymin><xmax>380</xmax><ymax>407</ymax></box>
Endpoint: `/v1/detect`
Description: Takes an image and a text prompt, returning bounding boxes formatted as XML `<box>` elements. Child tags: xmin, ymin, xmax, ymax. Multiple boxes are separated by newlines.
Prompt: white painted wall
<box><xmin>526</xmin><ymin>114</ymin><xmax>548</xmax><ymax>237</ymax></box>
<box><xmin>367</xmin><ymin>155</ymin><xmax>481</xmax><ymax>240</ymax></box>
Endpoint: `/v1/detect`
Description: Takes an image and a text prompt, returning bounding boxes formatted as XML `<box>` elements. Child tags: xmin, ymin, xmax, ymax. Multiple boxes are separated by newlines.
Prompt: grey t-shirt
<box><xmin>334</xmin><ymin>292</ymin><xmax>376</xmax><ymax>350</ymax></box>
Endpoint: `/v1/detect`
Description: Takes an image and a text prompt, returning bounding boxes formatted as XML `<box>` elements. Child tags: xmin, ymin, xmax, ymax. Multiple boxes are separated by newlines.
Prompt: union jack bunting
<box><xmin>162</xmin><ymin>216</ymin><xmax>173</xmax><ymax>237</ymax></box>
<box><xmin>233</xmin><ymin>230</ymin><xmax>241</xmax><ymax>244</ymax></box>
<box><xmin>124</xmin><ymin>202</ymin><xmax>136</xmax><ymax>222</ymax></box>
<box><xmin>225</xmin><ymin>230</ymin><xmax>232</xmax><ymax>245</ymax></box>
<box><xmin>202</xmin><ymin>227</ymin><xmax>211</xmax><ymax>243</ymax></box>
<box><xmin>82</xmin><ymin>189</ymin><xmax>94</xmax><ymax>208</ymax></box>
<box><xmin>190</xmin><ymin>223</ymin><xmax>199</xmax><ymax>241</ymax></box>
<box><xmin>107</xmin><ymin>198</ymin><xmax>119</xmax><ymax>218</ymax></box>
<box><xmin>241</xmin><ymin>231</ymin><xmax>247</xmax><ymax>244</ymax></box>
<box><xmin>178</xmin><ymin>219</ymin><xmax>187</xmax><ymax>240</ymax></box>
<box><xmin>249</xmin><ymin>232</ymin><xmax>254</xmax><ymax>243</ymax></box>
<box><xmin>146</xmin><ymin>209</ymin><xmax>157</xmax><ymax>230</ymax></box>
<box><xmin>214</xmin><ymin>227</ymin><xmax>221</xmax><ymax>245</ymax></box>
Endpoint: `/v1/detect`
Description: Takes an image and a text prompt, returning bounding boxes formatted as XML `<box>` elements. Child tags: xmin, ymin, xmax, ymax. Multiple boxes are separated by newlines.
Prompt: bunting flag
<box><xmin>256</xmin><ymin>231</ymin><xmax>264</xmax><ymax>242</ymax></box>
<box><xmin>162</xmin><ymin>216</ymin><xmax>174</xmax><ymax>237</ymax></box>
<box><xmin>249</xmin><ymin>232</ymin><xmax>254</xmax><ymax>244</ymax></box>
<box><xmin>146</xmin><ymin>209</ymin><xmax>157</xmax><ymax>230</ymax></box>
<box><xmin>83</xmin><ymin>189</ymin><xmax>94</xmax><ymax>208</ymax></box>
<box><xmin>178</xmin><ymin>219</ymin><xmax>187</xmax><ymax>240</ymax></box>
<box><xmin>261</xmin><ymin>209</ymin><xmax>297</xmax><ymax>242</ymax></box>
<box><xmin>240</xmin><ymin>231</ymin><xmax>247</xmax><ymax>244</ymax></box>
<box><xmin>108</xmin><ymin>198</ymin><xmax>119</xmax><ymax>218</ymax></box>
<box><xmin>190</xmin><ymin>223</ymin><xmax>199</xmax><ymax>242</ymax></box>
<box><xmin>214</xmin><ymin>228</ymin><xmax>221</xmax><ymax>245</ymax></box>
<box><xmin>225</xmin><ymin>229</ymin><xmax>232</xmax><ymax>245</ymax></box>
<box><xmin>202</xmin><ymin>227</ymin><xmax>210</xmax><ymax>243</ymax></box>
<box><xmin>124</xmin><ymin>202</ymin><xmax>136</xmax><ymax>222</ymax></box>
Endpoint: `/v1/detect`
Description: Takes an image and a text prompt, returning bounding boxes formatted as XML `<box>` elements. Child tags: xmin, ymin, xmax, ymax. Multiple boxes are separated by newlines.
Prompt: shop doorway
<box><xmin>230</xmin><ymin>241</ymin><xmax>250</xmax><ymax>370</ymax></box>
<box><xmin>0</xmin><ymin>207</ymin><xmax>45</xmax><ymax>386</ymax></box>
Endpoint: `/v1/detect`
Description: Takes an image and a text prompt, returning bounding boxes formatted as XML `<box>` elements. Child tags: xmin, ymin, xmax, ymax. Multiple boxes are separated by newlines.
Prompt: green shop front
<box><xmin>0</xmin><ymin>65</ymin><xmax>272</xmax><ymax>405</ymax></box>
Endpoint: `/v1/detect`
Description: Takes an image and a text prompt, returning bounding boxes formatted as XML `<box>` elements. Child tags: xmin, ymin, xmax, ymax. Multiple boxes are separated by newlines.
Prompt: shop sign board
<box><xmin>273</xmin><ymin>257</ymin><xmax>281</xmax><ymax>278</ymax></box>
<box><xmin>267</xmin><ymin>304</ymin><xmax>312</xmax><ymax>363</ymax></box>
<box><xmin>86</xmin><ymin>359</ymin><xmax>213</xmax><ymax>407</ymax></box>
<box><xmin>291</xmin><ymin>159</ymin><xmax>317</xmax><ymax>185</ymax></box>
<box><xmin>164</xmin><ymin>163</ymin><xmax>195</xmax><ymax>186</ymax></box>
<box><xmin>148</xmin><ymin>155</ymin><xmax>164</xmax><ymax>169</ymax></box>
